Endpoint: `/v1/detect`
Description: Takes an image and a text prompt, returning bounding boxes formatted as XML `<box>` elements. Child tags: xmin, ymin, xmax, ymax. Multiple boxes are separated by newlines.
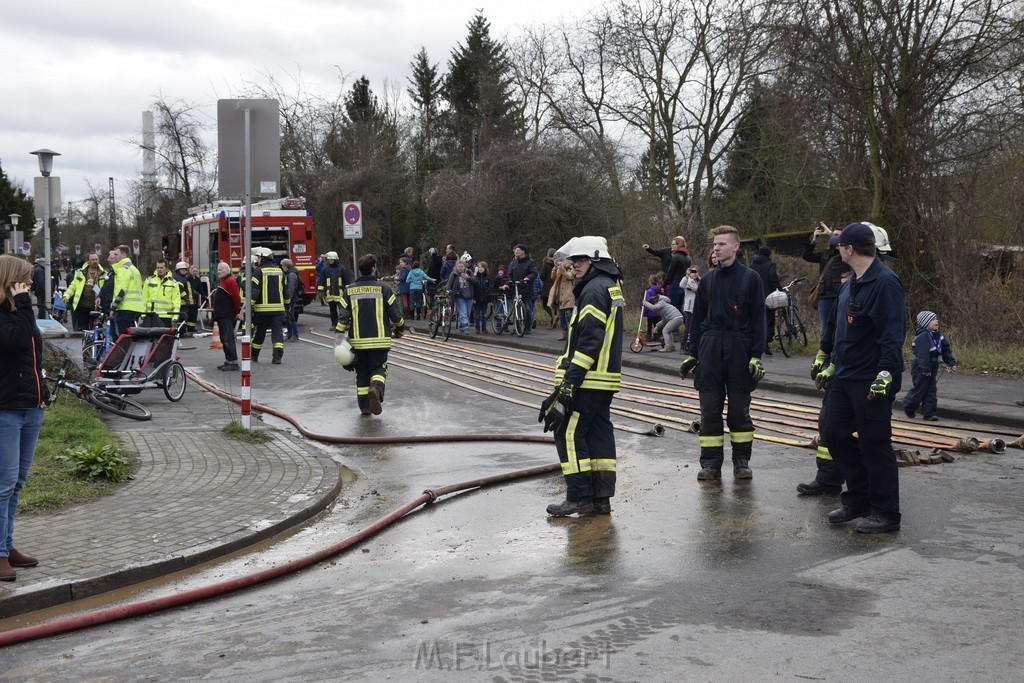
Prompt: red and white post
<box><xmin>240</xmin><ymin>334</ymin><xmax>251</xmax><ymax>429</ymax></box>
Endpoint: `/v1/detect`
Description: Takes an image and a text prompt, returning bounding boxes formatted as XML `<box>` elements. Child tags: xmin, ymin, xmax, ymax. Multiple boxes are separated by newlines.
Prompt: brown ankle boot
<box><xmin>8</xmin><ymin>548</ymin><xmax>38</xmax><ymax>567</ymax></box>
<box><xmin>0</xmin><ymin>557</ymin><xmax>16</xmax><ymax>582</ymax></box>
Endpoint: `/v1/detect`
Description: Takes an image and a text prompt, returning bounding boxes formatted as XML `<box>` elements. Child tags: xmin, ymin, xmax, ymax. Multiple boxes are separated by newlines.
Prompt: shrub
<box><xmin>55</xmin><ymin>443</ymin><xmax>133</xmax><ymax>482</ymax></box>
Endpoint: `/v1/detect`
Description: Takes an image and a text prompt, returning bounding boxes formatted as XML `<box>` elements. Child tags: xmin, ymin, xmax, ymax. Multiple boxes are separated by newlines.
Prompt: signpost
<box><xmin>132</xmin><ymin>239</ymin><xmax>140</xmax><ymax>256</ymax></box>
<box><xmin>20</xmin><ymin>242</ymin><xmax>31</xmax><ymax>256</ymax></box>
<box><xmin>342</xmin><ymin>201</ymin><xmax>362</xmax><ymax>273</ymax></box>
<box><xmin>75</xmin><ymin>245</ymin><xmax>81</xmax><ymax>256</ymax></box>
<box><xmin>94</xmin><ymin>243</ymin><xmax>101</xmax><ymax>255</ymax></box>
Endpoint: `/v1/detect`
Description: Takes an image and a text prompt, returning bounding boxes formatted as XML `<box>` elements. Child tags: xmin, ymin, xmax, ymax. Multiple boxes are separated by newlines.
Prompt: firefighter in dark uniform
<box><xmin>680</xmin><ymin>225</ymin><xmax>766</xmax><ymax>482</ymax></box>
<box><xmin>540</xmin><ymin>236</ymin><xmax>623</xmax><ymax>516</ymax></box>
<box><xmin>334</xmin><ymin>254</ymin><xmax>405</xmax><ymax>416</ymax></box>
<box><xmin>172</xmin><ymin>261</ymin><xmax>198</xmax><ymax>337</ymax></box>
<box><xmin>814</xmin><ymin>222</ymin><xmax>905</xmax><ymax>533</ymax></box>
<box><xmin>318</xmin><ymin>251</ymin><xmax>351</xmax><ymax>329</ymax></box>
<box><xmin>249</xmin><ymin>247</ymin><xmax>286</xmax><ymax>364</ymax></box>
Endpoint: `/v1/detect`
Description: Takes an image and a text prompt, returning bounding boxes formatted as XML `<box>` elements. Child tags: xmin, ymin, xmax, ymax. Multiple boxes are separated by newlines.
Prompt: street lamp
<box><xmin>7</xmin><ymin>214</ymin><xmax>18</xmax><ymax>255</ymax></box>
<box><xmin>31</xmin><ymin>148</ymin><xmax>60</xmax><ymax>319</ymax></box>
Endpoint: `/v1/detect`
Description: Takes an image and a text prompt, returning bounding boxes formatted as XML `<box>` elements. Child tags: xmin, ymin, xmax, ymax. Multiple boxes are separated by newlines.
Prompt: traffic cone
<box><xmin>210</xmin><ymin>321</ymin><xmax>223</xmax><ymax>349</ymax></box>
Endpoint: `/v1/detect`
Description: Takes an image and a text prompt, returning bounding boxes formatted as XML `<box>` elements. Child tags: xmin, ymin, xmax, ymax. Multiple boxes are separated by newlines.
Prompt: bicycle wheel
<box><xmin>491</xmin><ymin>301</ymin><xmax>507</xmax><ymax>334</ymax></box>
<box><xmin>82</xmin><ymin>340</ymin><xmax>105</xmax><ymax>370</ymax></box>
<box><xmin>442</xmin><ymin>304</ymin><xmax>454</xmax><ymax>341</ymax></box>
<box><xmin>429</xmin><ymin>303</ymin><xmax>442</xmax><ymax>339</ymax></box>
<box><xmin>513</xmin><ymin>300</ymin><xmax>526</xmax><ymax>337</ymax></box>
<box><xmin>162</xmin><ymin>361</ymin><xmax>187</xmax><ymax>402</ymax></box>
<box><xmin>777</xmin><ymin>310</ymin><xmax>795</xmax><ymax>358</ymax></box>
<box><xmin>790</xmin><ymin>306</ymin><xmax>809</xmax><ymax>348</ymax></box>
<box><xmin>85</xmin><ymin>386</ymin><xmax>152</xmax><ymax>421</ymax></box>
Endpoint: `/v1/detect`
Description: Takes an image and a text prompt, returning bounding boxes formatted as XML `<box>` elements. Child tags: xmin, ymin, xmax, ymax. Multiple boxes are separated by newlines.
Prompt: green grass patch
<box><xmin>19</xmin><ymin>399</ymin><xmax>126</xmax><ymax>514</ymax></box>
<box><xmin>222</xmin><ymin>421</ymin><xmax>272</xmax><ymax>444</ymax></box>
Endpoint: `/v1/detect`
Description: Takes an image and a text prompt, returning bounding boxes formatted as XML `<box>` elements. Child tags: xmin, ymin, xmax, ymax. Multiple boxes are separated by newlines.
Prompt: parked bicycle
<box><xmin>492</xmin><ymin>280</ymin><xmax>528</xmax><ymax>337</ymax></box>
<box><xmin>44</xmin><ymin>362</ymin><xmax>152</xmax><ymax>421</ymax></box>
<box><xmin>765</xmin><ymin>277</ymin><xmax>809</xmax><ymax>357</ymax></box>
<box><xmin>81</xmin><ymin>310</ymin><xmax>118</xmax><ymax>371</ymax></box>
<box><xmin>428</xmin><ymin>288</ymin><xmax>454</xmax><ymax>341</ymax></box>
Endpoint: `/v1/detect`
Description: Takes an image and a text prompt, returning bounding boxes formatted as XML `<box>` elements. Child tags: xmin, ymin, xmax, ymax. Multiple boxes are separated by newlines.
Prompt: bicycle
<box><xmin>492</xmin><ymin>280</ymin><xmax>528</xmax><ymax>337</ymax></box>
<box><xmin>82</xmin><ymin>311</ymin><xmax>118</xmax><ymax>372</ymax></box>
<box><xmin>428</xmin><ymin>289</ymin><xmax>454</xmax><ymax>341</ymax></box>
<box><xmin>43</xmin><ymin>363</ymin><xmax>152</xmax><ymax>421</ymax></box>
<box><xmin>766</xmin><ymin>277</ymin><xmax>809</xmax><ymax>358</ymax></box>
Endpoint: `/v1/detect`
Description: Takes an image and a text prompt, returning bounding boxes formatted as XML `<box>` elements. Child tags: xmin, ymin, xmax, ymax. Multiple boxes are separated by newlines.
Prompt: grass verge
<box><xmin>19</xmin><ymin>398</ymin><xmax>126</xmax><ymax>514</ymax></box>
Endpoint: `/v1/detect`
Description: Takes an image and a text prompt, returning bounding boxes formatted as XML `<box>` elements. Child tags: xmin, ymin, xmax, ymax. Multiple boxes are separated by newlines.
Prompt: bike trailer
<box><xmin>94</xmin><ymin>326</ymin><xmax>180</xmax><ymax>393</ymax></box>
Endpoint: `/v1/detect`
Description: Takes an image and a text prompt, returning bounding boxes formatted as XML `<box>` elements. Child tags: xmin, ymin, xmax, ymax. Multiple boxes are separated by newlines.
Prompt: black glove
<box><xmin>679</xmin><ymin>355</ymin><xmax>698</xmax><ymax>380</ymax></box>
<box><xmin>556</xmin><ymin>380</ymin><xmax>578</xmax><ymax>414</ymax></box>
<box><xmin>392</xmin><ymin>325</ymin><xmax>405</xmax><ymax>339</ymax></box>
<box><xmin>538</xmin><ymin>389</ymin><xmax>564</xmax><ymax>433</ymax></box>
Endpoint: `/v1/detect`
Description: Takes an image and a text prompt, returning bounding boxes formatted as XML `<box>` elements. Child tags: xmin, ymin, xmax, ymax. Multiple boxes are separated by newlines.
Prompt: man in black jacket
<box><xmin>31</xmin><ymin>259</ymin><xmax>47</xmax><ymax>319</ymax></box>
<box><xmin>505</xmin><ymin>244</ymin><xmax>538</xmax><ymax>333</ymax></box>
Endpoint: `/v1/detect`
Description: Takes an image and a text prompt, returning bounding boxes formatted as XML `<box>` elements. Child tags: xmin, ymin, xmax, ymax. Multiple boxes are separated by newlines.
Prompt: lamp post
<box><xmin>31</xmin><ymin>148</ymin><xmax>60</xmax><ymax>319</ymax></box>
<box><xmin>6</xmin><ymin>214</ymin><xmax>18</xmax><ymax>255</ymax></box>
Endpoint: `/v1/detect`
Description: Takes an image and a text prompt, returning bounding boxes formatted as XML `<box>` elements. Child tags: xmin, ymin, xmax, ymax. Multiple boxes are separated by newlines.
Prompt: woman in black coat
<box><xmin>0</xmin><ymin>255</ymin><xmax>48</xmax><ymax>581</ymax></box>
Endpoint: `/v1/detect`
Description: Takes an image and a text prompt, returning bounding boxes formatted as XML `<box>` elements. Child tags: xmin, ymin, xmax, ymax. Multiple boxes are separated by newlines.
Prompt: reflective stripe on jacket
<box><xmin>112</xmin><ymin>257</ymin><xmax>144</xmax><ymax>313</ymax></box>
<box><xmin>338</xmin><ymin>276</ymin><xmax>405</xmax><ymax>350</ymax></box>
<box><xmin>65</xmin><ymin>263</ymin><xmax>108</xmax><ymax>311</ymax></box>
<box><xmin>554</xmin><ymin>270</ymin><xmax>624</xmax><ymax>392</ymax></box>
<box><xmin>250</xmin><ymin>265</ymin><xmax>286</xmax><ymax>313</ymax></box>
<box><xmin>142</xmin><ymin>273</ymin><xmax>182</xmax><ymax>318</ymax></box>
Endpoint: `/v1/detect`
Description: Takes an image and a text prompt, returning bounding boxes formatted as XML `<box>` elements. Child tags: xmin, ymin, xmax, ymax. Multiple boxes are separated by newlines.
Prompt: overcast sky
<box><xmin>2</xmin><ymin>0</ymin><xmax>593</xmax><ymax>209</ymax></box>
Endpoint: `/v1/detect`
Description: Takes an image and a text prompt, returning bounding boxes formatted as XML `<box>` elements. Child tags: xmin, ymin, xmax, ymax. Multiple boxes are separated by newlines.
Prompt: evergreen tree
<box><xmin>407</xmin><ymin>47</ymin><xmax>444</xmax><ymax>190</ymax></box>
<box><xmin>0</xmin><ymin>160</ymin><xmax>35</xmax><ymax>251</ymax></box>
<box><xmin>443</xmin><ymin>13</ymin><xmax>524</xmax><ymax>170</ymax></box>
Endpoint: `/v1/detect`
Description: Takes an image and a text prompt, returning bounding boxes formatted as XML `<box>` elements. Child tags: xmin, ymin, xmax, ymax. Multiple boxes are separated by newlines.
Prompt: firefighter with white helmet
<box><xmin>248</xmin><ymin>247</ymin><xmax>287</xmax><ymax>364</ymax></box>
<box><xmin>539</xmin><ymin>235</ymin><xmax>623</xmax><ymax>516</ymax></box>
<box><xmin>318</xmin><ymin>251</ymin><xmax>351</xmax><ymax>329</ymax></box>
<box><xmin>334</xmin><ymin>254</ymin><xmax>405</xmax><ymax>415</ymax></box>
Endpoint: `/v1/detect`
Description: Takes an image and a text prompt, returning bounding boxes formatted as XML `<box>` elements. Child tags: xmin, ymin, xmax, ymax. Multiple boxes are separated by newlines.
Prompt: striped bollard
<box><xmin>240</xmin><ymin>334</ymin><xmax>251</xmax><ymax>429</ymax></box>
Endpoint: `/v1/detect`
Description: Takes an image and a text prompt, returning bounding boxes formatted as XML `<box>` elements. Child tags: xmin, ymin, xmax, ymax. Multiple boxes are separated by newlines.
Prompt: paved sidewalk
<box><xmin>0</xmin><ymin>359</ymin><xmax>342</xmax><ymax>621</ymax></box>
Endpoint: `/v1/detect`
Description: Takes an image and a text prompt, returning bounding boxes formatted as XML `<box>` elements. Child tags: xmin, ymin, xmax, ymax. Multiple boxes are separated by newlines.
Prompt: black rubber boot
<box><xmin>546</xmin><ymin>498</ymin><xmax>594</xmax><ymax>516</ymax></box>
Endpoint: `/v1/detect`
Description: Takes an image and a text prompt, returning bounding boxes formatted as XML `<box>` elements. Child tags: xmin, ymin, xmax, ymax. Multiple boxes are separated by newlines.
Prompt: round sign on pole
<box><xmin>95</xmin><ymin>243</ymin><xmax>101</xmax><ymax>255</ymax></box>
<box><xmin>75</xmin><ymin>244</ymin><xmax>81</xmax><ymax>256</ymax></box>
<box><xmin>342</xmin><ymin>201</ymin><xmax>363</xmax><ymax>239</ymax></box>
<box><xmin>132</xmin><ymin>239</ymin><xmax>140</xmax><ymax>255</ymax></box>
<box><xmin>20</xmin><ymin>242</ymin><xmax>31</xmax><ymax>256</ymax></box>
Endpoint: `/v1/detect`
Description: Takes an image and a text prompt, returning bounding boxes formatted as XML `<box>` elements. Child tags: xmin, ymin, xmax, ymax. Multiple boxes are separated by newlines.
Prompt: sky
<box><xmin>1</xmin><ymin>0</ymin><xmax>594</xmax><ymax>210</ymax></box>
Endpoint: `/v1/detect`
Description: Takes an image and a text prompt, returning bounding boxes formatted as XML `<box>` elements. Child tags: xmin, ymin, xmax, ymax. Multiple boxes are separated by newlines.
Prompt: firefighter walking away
<box><xmin>335</xmin><ymin>254</ymin><xmax>405</xmax><ymax>415</ymax></box>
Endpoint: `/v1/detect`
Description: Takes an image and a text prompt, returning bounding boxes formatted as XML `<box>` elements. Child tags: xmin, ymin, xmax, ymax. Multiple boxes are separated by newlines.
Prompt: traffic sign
<box><xmin>342</xmin><ymin>201</ymin><xmax>363</xmax><ymax>239</ymax></box>
<box><xmin>132</xmin><ymin>239</ymin><xmax>140</xmax><ymax>255</ymax></box>
<box><xmin>75</xmin><ymin>244</ymin><xmax>81</xmax><ymax>256</ymax></box>
<box><xmin>95</xmin><ymin>243</ymin><xmax>101</xmax><ymax>255</ymax></box>
<box><xmin>20</xmin><ymin>242</ymin><xmax>31</xmax><ymax>256</ymax></box>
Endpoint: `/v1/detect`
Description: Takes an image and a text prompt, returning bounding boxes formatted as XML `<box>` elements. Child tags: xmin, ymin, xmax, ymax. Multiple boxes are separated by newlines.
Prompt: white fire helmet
<box><xmin>333</xmin><ymin>338</ymin><xmax>354</xmax><ymax>366</ymax></box>
<box><xmin>175</xmin><ymin>261</ymin><xmax>189</xmax><ymax>271</ymax></box>
<box><xmin>864</xmin><ymin>222</ymin><xmax>892</xmax><ymax>253</ymax></box>
<box><xmin>325</xmin><ymin>251</ymin><xmax>339</xmax><ymax>261</ymax></box>
<box><xmin>554</xmin><ymin>236</ymin><xmax>612</xmax><ymax>263</ymax></box>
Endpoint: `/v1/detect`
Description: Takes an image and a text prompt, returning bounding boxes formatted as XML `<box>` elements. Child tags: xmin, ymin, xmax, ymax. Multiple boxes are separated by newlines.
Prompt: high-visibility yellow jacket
<box><xmin>142</xmin><ymin>272</ymin><xmax>182</xmax><ymax>319</ymax></box>
<box><xmin>250</xmin><ymin>264</ymin><xmax>285</xmax><ymax>314</ymax></box>
<box><xmin>111</xmin><ymin>257</ymin><xmax>144</xmax><ymax>313</ymax></box>
<box><xmin>334</xmin><ymin>276</ymin><xmax>404</xmax><ymax>350</ymax></box>
<box><xmin>554</xmin><ymin>270</ymin><xmax>624</xmax><ymax>392</ymax></box>
<box><xmin>64</xmin><ymin>262</ymin><xmax>109</xmax><ymax>311</ymax></box>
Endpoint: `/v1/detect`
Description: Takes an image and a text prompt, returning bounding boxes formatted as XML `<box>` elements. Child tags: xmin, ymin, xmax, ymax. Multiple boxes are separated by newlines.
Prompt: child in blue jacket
<box><xmin>902</xmin><ymin>310</ymin><xmax>956</xmax><ymax>421</ymax></box>
<box><xmin>406</xmin><ymin>261</ymin><xmax>436</xmax><ymax>320</ymax></box>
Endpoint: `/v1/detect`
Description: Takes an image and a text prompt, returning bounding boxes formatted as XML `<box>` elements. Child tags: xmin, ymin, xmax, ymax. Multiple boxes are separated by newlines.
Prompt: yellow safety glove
<box><xmin>814</xmin><ymin>363</ymin><xmax>835</xmax><ymax>391</ymax></box>
<box><xmin>867</xmin><ymin>371</ymin><xmax>893</xmax><ymax>400</ymax></box>
<box><xmin>748</xmin><ymin>357</ymin><xmax>765</xmax><ymax>382</ymax></box>
<box><xmin>811</xmin><ymin>351</ymin><xmax>828</xmax><ymax>380</ymax></box>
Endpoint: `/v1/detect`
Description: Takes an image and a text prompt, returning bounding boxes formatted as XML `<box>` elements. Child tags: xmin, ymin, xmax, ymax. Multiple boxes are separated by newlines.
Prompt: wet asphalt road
<box><xmin>4</xmin><ymin>322</ymin><xmax>1022</xmax><ymax>681</ymax></box>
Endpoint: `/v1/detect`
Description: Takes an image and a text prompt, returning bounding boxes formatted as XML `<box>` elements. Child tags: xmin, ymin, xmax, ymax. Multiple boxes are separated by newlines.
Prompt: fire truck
<box><xmin>178</xmin><ymin>197</ymin><xmax>318</xmax><ymax>304</ymax></box>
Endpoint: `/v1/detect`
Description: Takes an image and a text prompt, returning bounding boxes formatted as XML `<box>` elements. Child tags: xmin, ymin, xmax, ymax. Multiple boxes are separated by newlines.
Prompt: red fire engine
<box><xmin>179</xmin><ymin>197</ymin><xmax>318</xmax><ymax>304</ymax></box>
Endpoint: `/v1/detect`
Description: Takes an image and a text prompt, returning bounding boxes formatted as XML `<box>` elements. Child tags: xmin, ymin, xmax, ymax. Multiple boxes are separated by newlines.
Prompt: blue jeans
<box><xmin>473</xmin><ymin>302</ymin><xmax>488</xmax><ymax>330</ymax></box>
<box><xmin>456</xmin><ymin>298</ymin><xmax>472</xmax><ymax>330</ymax></box>
<box><xmin>0</xmin><ymin>407</ymin><xmax>45</xmax><ymax>557</ymax></box>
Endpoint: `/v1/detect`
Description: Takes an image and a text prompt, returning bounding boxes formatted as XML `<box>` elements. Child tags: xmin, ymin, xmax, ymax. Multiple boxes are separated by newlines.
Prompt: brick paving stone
<box><xmin>0</xmin><ymin>430</ymin><xmax>341</xmax><ymax>619</ymax></box>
